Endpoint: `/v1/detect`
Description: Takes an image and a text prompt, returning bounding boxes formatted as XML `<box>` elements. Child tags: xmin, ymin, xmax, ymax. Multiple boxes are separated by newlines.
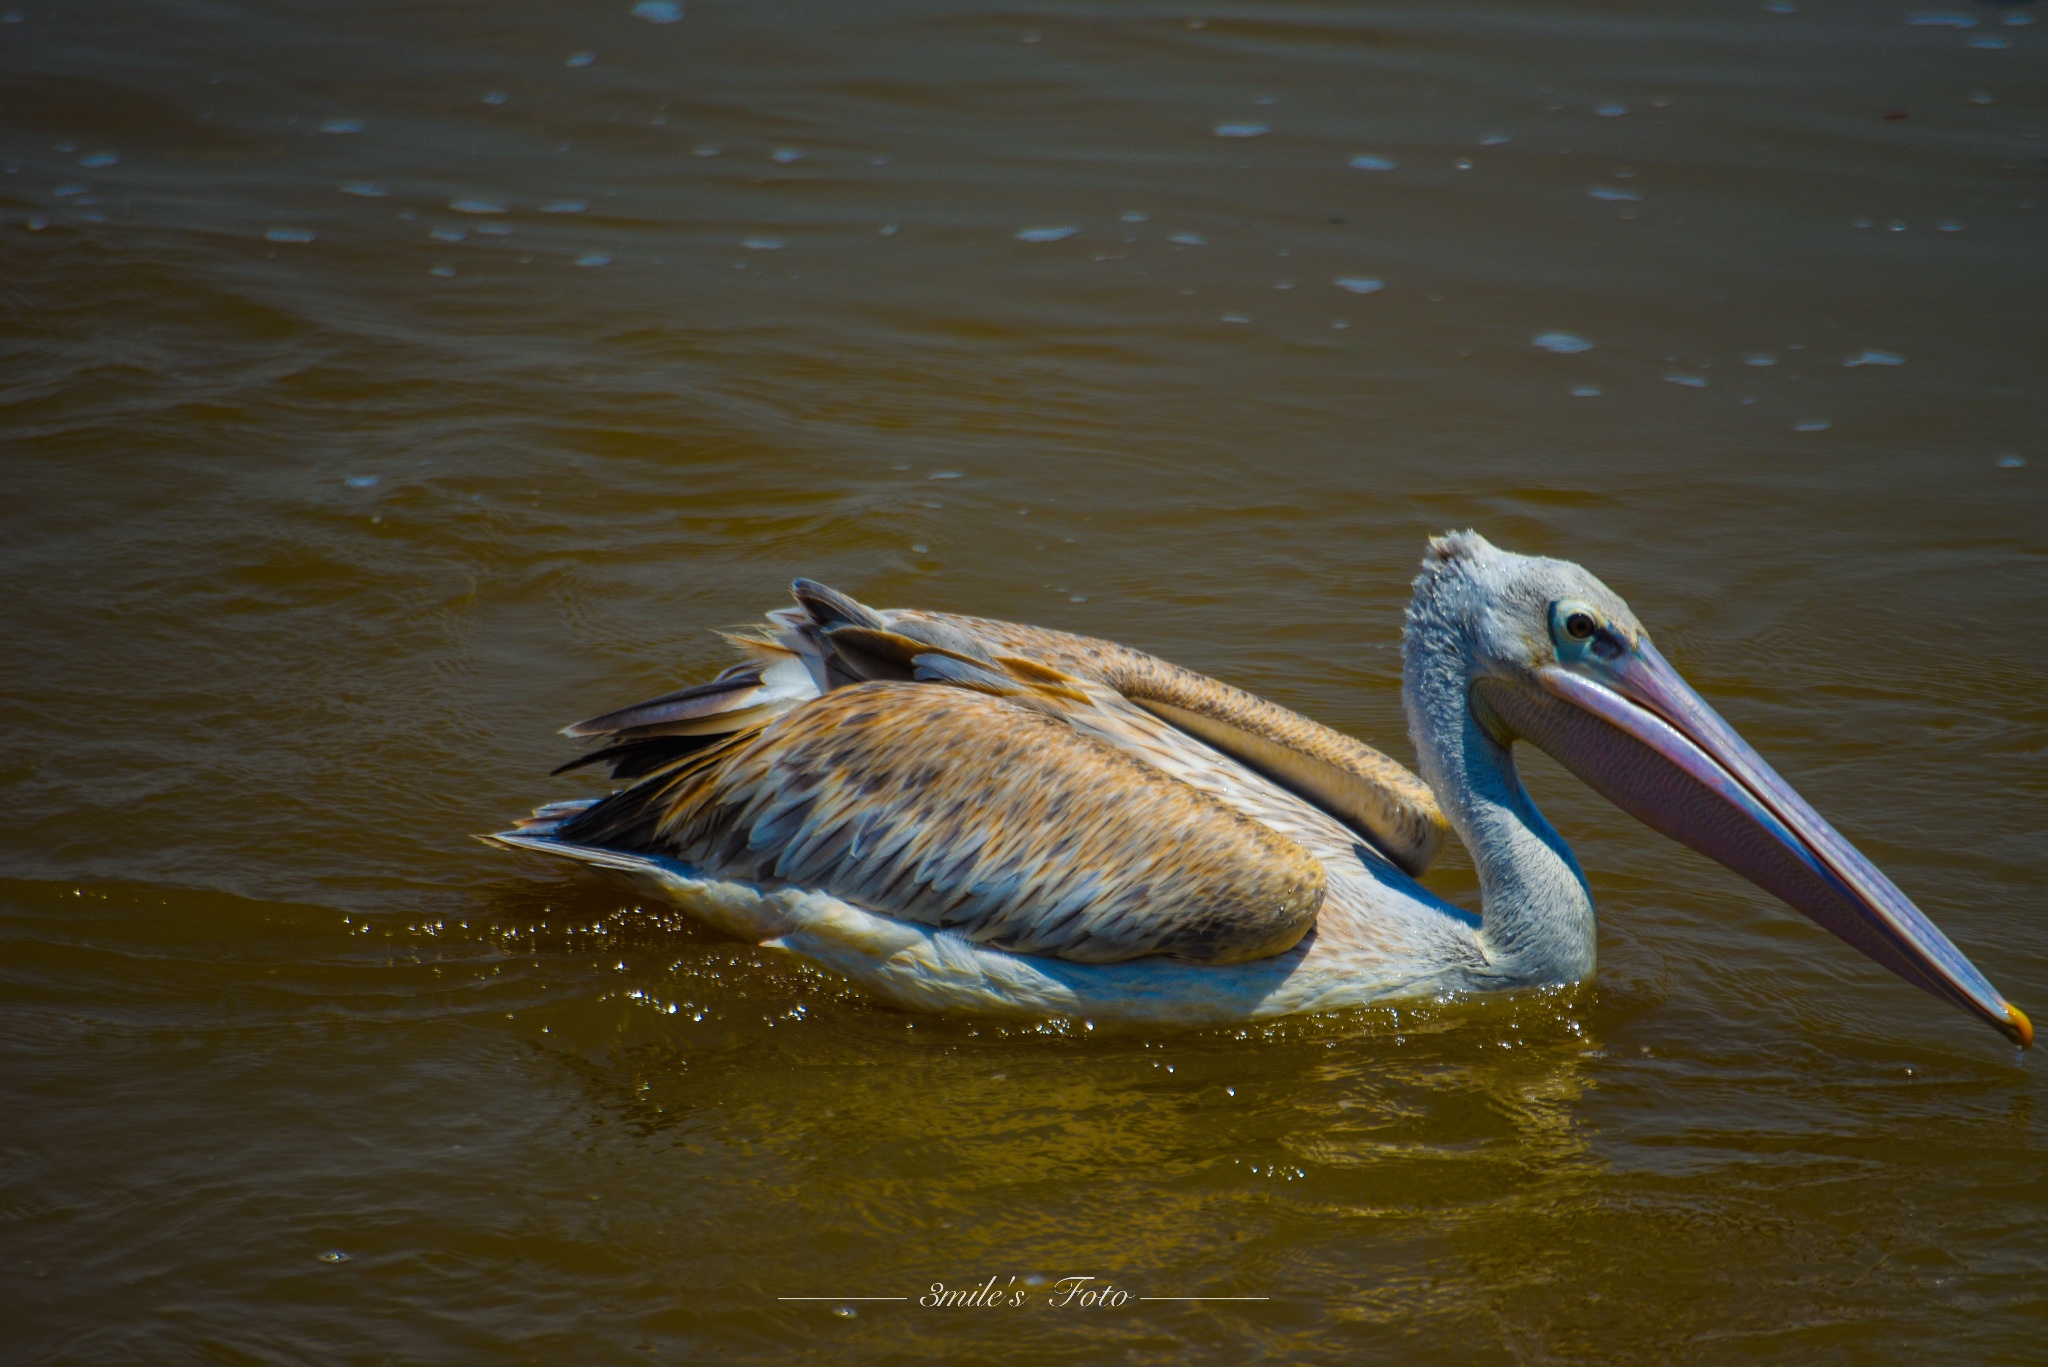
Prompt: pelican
<box><xmin>486</xmin><ymin>532</ymin><xmax>2028</xmax><ymax>1045</ymax></box>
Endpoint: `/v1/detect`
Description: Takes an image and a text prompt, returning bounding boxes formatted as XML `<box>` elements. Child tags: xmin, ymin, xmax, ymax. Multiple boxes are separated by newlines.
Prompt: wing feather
<box><xmin>559</xmin><ymin>683</ymin><xmax>1325</xmax><ymax>965</ymax></box>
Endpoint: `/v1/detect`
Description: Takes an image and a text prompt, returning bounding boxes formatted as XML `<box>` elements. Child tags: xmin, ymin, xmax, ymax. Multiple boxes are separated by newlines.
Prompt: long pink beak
<box><xmin>1479</xmin><ymin>639</ymin><xmax>2028</xmax><ymax>1046</ymax></box>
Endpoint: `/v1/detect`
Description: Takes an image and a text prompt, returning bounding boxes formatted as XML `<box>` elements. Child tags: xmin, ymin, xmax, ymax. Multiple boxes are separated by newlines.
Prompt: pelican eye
<box><xmin>1564</xmin><ymin>611</ymin><xmax>1597</xmax><ymax>641</ymax></box>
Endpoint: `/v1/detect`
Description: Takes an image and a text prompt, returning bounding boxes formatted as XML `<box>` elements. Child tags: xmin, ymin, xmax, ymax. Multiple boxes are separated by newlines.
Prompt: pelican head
<box><xmin>1406</xmin><ymin>530</ymin><xmax>2029</xmax><ymax>1046</ymax></box>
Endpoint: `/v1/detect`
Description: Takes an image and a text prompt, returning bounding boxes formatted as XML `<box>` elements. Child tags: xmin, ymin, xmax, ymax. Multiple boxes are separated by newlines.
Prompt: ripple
<box><xmin>1215</xmin><ymin>123</ymin><xmax>1268</xmax><ymax>138</ymax></box>
<box><xmin>1665</xmin><ymin>374</ymin><xmax>1708</xmax><ymax>388</ymax></box>
<box><xmin>541</xmin><ymin>200</ymin><xmax>587</xmax><ymax>214</ymax></box>
<box><xmin>1334</xmin><ymin>277</ymin><xmax>1383</xmax><ymax>294</ymax></box>
<box><xmin>1843</xmin><ymin>350</ymin><xmax>1903</xmax><ymax>367</ymax></box>
<box><xmin>482</xmin><ymin>91</ymin><xmax>509</xmax><ymax>106</ymax></box>
<box><xmin>319</xmin><ymin>118</ymin><xmax>363</xmax><ymax>134</ymax></box>
<box><xmin>1572</xmin><ymin>385</ymin><xmax>1602</xmax><ymax>397</ymax></box>
<box><xmin>565</xmin><ymin>51</ymin><xmax>596</xmax><ymax>67</ymax></box>
<box><xmin>1793</xmin><ymin>419</ymin><xmax>1832</xmax><ymax>432</ymax></box>
<box><xmin>264</xmin><ymin>226</ymin><xmax>316</xmax><ymax>243</ymax></box>
<box><xmin>576</xmin><ymin>252</ymin><xmax>611</xmax><ymax>267</ymax></box>
<box><xmin>1349</xmin><ymin>155</ymin><xmax>1397</xmax><ymax>171</ymax></box>
<box><xmin>1998</xmin><ymin>455</ymin><xmax>2026</xmax><ymax>468</ymax></box>
<box><xmin>1906</xmin><ymin>11</ymin><xmax>1975</xmax><ymax>26</ymax></box>
<box><xmin>1595</xmin><ymin>103</ymin><xmax>1629</xmax><ymax>117</ymax></box>
<box><xmin>740</xmin><ymin>236</ymin><xmax>785</xmax><ymax>250</ymax></box>
<box><xmin>1168</xmin><ymin>232</ymin><xmax>1205</xmax><ymax>246</ymax></box>
<box><xmin>1120</xmin><ymin>210</ymin><xmax>1149</xmax><ymax>223</ymax></box>
<box><xmin>771</xmin><ymin>148</ymin><xmax>803</xmax><ymax>164</ymax></box>
<box><xmin>1015</xmin><ymin>226</ymin><xmax>1077</xmax><ymax>243</ymax></box>
<box><xmin>344</xmin><ymin>475</ymin><xmax>380</xmax><ymax>488</ymax></box>
<box><xmin>1220</xmin><ymin>313</ymin><xmax>1250</xmax><ymax>323</ymax></box>
<box><xmin>1744</xmin><ymin>354</ymin><xmax>1777</xmax><ymax>367</ymax></box>
<box><xmin>1588</xmin><ymin>187</ymin><xmax>1641</xmax><ymax>202</ymax></box>
<box><xmin>631</xmin><ymin>0</ymin><xmax>682</xmax><ymax>22</ymax></box>
<box><xmin>430</xmin><ymin>228</ymin><xmax>466</xmax><ymax>242</ymax></box>
<box><xmin>79</xmin><ymin>151</ymin><xmax>118</xmax><ymax>168</ymax></box>
<box><xmin>340</xmin><ymin>182</ymin><xmax>389</xmax><ymax>198</ymax></box>
<box><xmin>449</xmin><ymin>199</ymin><xmax>506</xmax><ymax>215</ymax></box>
<box><xmin>1534</xmin><ymin>332</ymin><xmax>1592</xmax><ymax>354</ymax></box>
<box><xmin>53</xmin><ymin>182</ymin><xmax>88</xmax><ymax>197</ymax></box>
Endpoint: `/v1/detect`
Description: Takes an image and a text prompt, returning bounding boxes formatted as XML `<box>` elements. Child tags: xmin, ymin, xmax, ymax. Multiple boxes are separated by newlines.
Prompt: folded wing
<box><xmin>557</xmin><ymin>681</ymin><xmax>1326</xmax><ymax>964</ymax></box>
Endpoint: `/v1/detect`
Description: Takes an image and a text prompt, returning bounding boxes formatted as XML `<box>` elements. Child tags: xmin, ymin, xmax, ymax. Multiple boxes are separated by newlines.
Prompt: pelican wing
<box><xmin>556</xmin><ymin>681</ymin><xmax>1327</xmax><ymax>965</ymax></box>
<box><xmin>876</xmin><ymin>609</ymin><xmax>1448</xmax><ymax>876</ymax></box>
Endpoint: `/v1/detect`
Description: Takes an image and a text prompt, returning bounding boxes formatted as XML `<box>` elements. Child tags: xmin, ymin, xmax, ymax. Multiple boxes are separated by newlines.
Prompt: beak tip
<box><xmin>2005</xmin><ymin>1003</ymin><xmax>2033</xmax><ymax>1049</ymax></box>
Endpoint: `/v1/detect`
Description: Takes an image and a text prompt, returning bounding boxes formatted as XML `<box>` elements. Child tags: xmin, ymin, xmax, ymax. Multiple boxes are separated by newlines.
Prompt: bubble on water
<box><xmin>1215</xmin><ymin>122</ymin><xmax>1269</xmax><ymax>137</ymax></box>
<box><xmin>832</xmin><ymin>1305</ymin><xmax>857</xmax><ymax>1318</ymax></box>
<box><xmin>1479</xmin><ymin>134</ymin><xmax>1511</xmax><ymax>146</ymax></box>
<box><xmin>771</xmin><ymin>148</ymin><xmax>803</xmax><ymax>163</ymax></box>
<box><xmin>319</xmin><ymin>118</ymin><xmax>363</xmax><ymax>134</ymax></box>
<box><xmin>565</xmin><ymin>50</ymin><xmax>596</xmax><ymax>67</ymax></box>
<box><xmin>631</xmin><ymin>0</ymin><xmax>682</xmax><ymax>22</ymax></box>
<box><xmin>1997</xmin><ymin>455</ymin><xmax>2025</xmax><ymax>468</ymax></box>
<box><xmin>576</xmin><ymin>252</ymin><xmax>611</xmax><ymax>267</ymax></box>
<box><xmin>53</xmin><ymin>182</ymin><xmax>87</xmax><ymax>197</ymax></box>
<box><xmin>1666</xmin><ymin>373</ymin><xmax>1708</xmax><ymax>388</ymax></box>
<box><xmin>317</xmin><ymin>1250</ymin><xmax>351</xmax><ymax>1262</ymax></box>
<box><xmin>430</xmin><ymin>228</ymin><xmax>466</xmax><ymax>242</ymax></box>
<box><xmin>541</xmin><ymin>200</ymin><xmax>587</xmax><ymax>214</ymax></box>
<box><xmin>1016</xmin><ymin>225</ymin><xmax>1077</xmax><ymax>242</ymax></box>
<box><xmin>1844</xmin><ymin>349</ymin><xmax>1903</xmax><ymax>366</ymax></box>
<box><xmin>1169</xmin><ymin>231</ymin><xmax>1206</xmax><ymax>245</ymax></box>
<box><xmin>1587</xmin><ymin>186</ymin><xmax>1641</xmax><ymax>201</ymax></box>
<box><xmin>1595</xmin><ymin>103</ymin><xmax>1628</xmax><ymax>117</ymax></box>
<box><xmin>265</xmin><ymin>226</ymin><xmax>315</xmax><ymax>243</ymax></box>
<box><xmin>1334</xmin><ymin>277</ymin><xmax>1383</xmax><ymax>294</ymax></box>
<box><xmin>1534</xmin><ymin>332</ymin><xmax>1593</xmax><ymax>354</ymax></box>
<box><xmin>1120</xmin><ymin>210</ymin><xmax>1149</xmax><ymax>222</ymax></box>
<box><xmin>741</xmin><ymin>236</ymin><xmax>784</xmax><ymax>250</ymax></box>
<box><xmin>1906</xmin><ymin>10</ymin><xmax>1975</xmax><ymax>25</ymax></box>
<box><xmin>1793</xmin><ymin>419</ymin><xmax>1831</xmax><ymax>432</ymax></box>
<box><xmin>1571</xmin><ymin>385</ymin><xmax>1602</xmax><ymax>397</ymax></box>
<box><xmin>1220</xmin><ymin>312</ymin><xmax>1250</xmax><ymax>323</ymax></box>
<box><xmin>340</xmin><ymin>182</ymin><xmax>388</xmax><ymax>198</ymax></box>
<box><xmin>1349</xmin><ymin>154</ymin><xmax>1397</xmax><ymax>171</ymax></box>
<box><xmin>1745</xmin><ymin>354</ymin><xmax>1777</xmax><ymax>366</ymax></box>
<box><xmin>482</xmin><ymin>91</ymin><xmax>509</xmax><ymax>106</ymax></box>
<box><xmin>450</xmin><ymin>199</ymin><xmax>506</xmax><ymax>214</ymax></box>
<box><xmin>1968</xmin><ymin>36</ymin><xmax>2009</xmax><ymax>49</ymax></box>
<box><xmin>79</xmin><ymin>151</ymin><xmax>118</xmax><ymax>168</ymax></box>
<box><xmin>344</xmin><ymin>475</ymin><xmax>380</xmax><ymax>488</ymax></box>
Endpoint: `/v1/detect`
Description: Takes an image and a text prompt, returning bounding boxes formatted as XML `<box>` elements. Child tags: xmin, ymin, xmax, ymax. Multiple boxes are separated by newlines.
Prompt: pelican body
<box><xmin>488</xmin><ymin>533</ymin><xmax>2029</xmax><ymax>1045</ymax></box>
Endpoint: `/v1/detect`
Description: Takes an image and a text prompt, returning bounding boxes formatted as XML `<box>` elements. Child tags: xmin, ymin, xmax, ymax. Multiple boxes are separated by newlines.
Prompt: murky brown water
<box><xmin>5</xmin><ymin>0</ymin><xmax>2046</xmax><ymax>1359</ymax></box>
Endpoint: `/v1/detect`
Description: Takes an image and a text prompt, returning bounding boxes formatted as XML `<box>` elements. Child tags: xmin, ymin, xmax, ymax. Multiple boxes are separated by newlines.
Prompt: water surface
<box><xmin>4</xmin><ymin>0</ymin><xmax>2047</xmax><ymax>1360</ymax></box>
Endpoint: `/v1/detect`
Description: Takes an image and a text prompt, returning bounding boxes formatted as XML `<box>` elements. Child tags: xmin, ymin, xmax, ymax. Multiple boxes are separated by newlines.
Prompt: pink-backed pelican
<box><xmin>487</xmin><ymin>532</ymin><xmax>2029</xmax><ymax>1045</ymax></box>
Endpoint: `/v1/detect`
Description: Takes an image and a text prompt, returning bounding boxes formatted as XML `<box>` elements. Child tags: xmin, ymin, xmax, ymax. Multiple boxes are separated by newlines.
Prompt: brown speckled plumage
<box><xmin>563</xmin><ymin>682</ymin><xmax>1325</xmax><ymax>964</ymax></box>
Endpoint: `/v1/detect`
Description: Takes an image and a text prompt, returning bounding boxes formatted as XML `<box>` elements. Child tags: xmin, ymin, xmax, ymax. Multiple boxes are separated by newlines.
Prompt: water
<box><xmin>3</xmin><ymin>0</ymin><xmax>2045</xmax><ymax>1360</ymax></box>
